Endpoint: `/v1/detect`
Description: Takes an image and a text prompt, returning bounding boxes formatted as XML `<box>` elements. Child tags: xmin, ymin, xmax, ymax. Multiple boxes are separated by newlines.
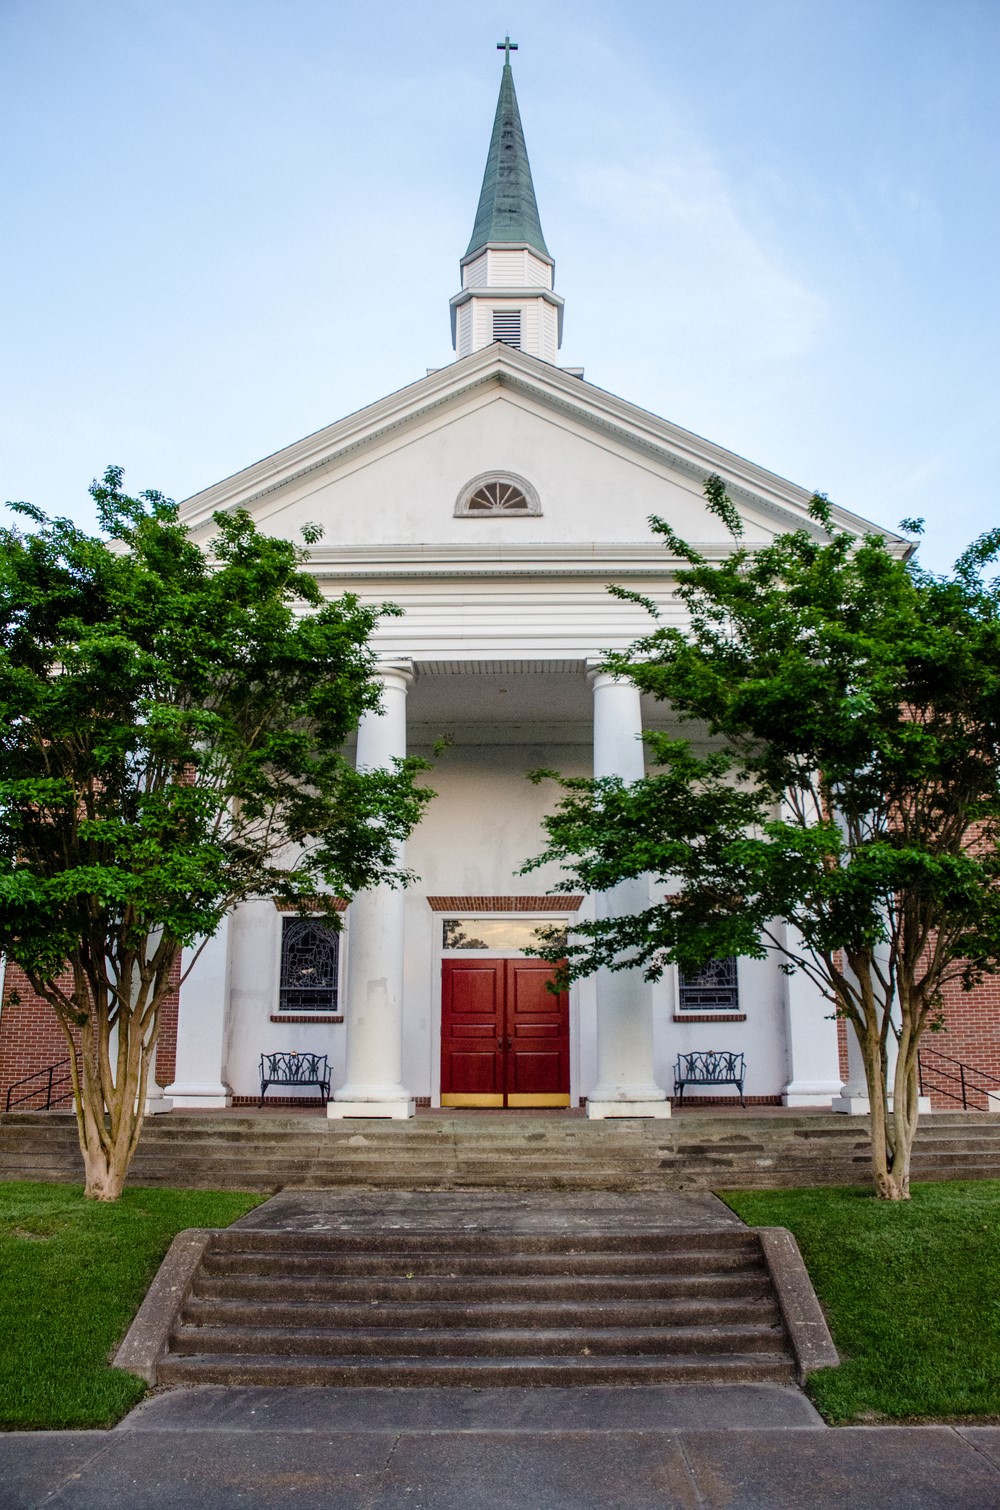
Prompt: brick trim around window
<box><xmin>426</xmin><ymin>895</ymin><xmax>584</xmax><ymax>912</ymax></box>
<box><xmin>272</xmin><ymin>897</ymin><xmax>348</xmax><ymax>912</ymax></box>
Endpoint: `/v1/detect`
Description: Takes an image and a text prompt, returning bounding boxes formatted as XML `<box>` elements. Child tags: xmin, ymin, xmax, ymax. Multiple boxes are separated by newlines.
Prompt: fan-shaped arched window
<box><xmin>455</xmin><ymin>472</ymin><xmax>541</xmax><ymax>518</ymax></box>
<box><xmin>279</xmin><ymin>917</ymin><xmax>340</xmax><ymax>1013</ymax></box>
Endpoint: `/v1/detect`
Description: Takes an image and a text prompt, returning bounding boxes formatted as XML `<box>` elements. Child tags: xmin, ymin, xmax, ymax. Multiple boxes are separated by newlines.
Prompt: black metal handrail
<box><xmin>4</xmin><ymin>1055</ymin><xmax>79</xmax><ymax>1112</ymax></box>
<box><xmin>918</xmin><ymin>1046</ymin><xmax>1000</xmax><ymax>1111</ymax></box>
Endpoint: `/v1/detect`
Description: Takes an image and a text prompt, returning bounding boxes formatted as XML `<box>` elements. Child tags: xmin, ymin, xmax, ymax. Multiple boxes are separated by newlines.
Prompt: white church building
<box><xmin>164</xmin><ymin>51</ymin><xmax>892</xmax><ymax>1121</ymax></box>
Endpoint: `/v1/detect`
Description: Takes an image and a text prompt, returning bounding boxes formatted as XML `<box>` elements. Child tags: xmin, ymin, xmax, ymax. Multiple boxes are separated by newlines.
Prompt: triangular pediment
<box><xmin>179</xmin><ymin>344</ymin><xmax>904</xmax><ymax>559</ymax></box>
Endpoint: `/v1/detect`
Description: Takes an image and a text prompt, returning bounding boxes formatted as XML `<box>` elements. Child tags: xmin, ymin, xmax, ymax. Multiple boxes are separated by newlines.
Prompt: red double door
<box><xmin>441</xmin><ymin>958</ymin><xmax>570</xmax><ymax>1108</ymax></box>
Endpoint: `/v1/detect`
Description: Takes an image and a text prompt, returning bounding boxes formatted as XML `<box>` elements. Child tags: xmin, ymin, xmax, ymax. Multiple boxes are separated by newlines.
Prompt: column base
<box><xmin>782</xmin><ymin>1080</ymin><xmax>842</xmax><ymax>1109</ymax></box>
<box><xmin>143</xmin><ymin>1091</ymin><xmax>174</xmax><ymax>1115</ymax></box>
<box><xmin>165</xmin><ymin>1082</ymin><xmax>232</xmax><ymax>1111</ymax></box>
<box><xmin>831</xmin><ymin>1093</ymin><xmax>932</xmax><ymax>1116</ymax></box>
<box><xmin>587</xmin><ymin>1099</ymin><xmax>672</xmax><ymax>1120</ymax></box>
<box><xmin>328</xmin><ymin>1100</ymin><xmax>415</xmax><ymax>1121</ymax></box>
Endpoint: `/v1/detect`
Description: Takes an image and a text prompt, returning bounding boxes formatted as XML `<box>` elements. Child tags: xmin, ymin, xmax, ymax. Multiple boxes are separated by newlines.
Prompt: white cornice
<box><xmin>303</xmin><ymin>541</ymin><xmax>794</xmax><ymax>580</ymax></box>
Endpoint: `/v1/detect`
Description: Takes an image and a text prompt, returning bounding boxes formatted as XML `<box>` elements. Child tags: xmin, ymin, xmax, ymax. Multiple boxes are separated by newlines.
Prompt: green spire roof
<box><xmin>466</xmin><ymin>62</ymin><xmax>550</xmax><ymax>259</ymax></box>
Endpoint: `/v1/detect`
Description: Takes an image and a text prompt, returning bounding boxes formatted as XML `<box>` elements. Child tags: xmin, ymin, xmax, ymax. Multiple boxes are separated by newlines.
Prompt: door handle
<box><xmin>507</xmin><ymin>1036</ymin><xmax>513</xmax><ymax>1052</ymax></box>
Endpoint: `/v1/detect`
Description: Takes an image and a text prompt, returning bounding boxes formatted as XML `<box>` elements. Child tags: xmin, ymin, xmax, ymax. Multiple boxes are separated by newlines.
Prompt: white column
<box><xmin>831</xmin><ymin>1020</ymin><xmax>870</xmax><ymax>1114</ymax></box>
<box><xmin>165</xmin><ymin>914</ymin><xmax>233</xmax><ymax>1109</ymax></box>
<box><xmin>140</xmin><ymin>1043</ymin><xmax>174</xmax><ymax>1115</ymax></box>
<box><xmin>780</xmin><ymin>924</ymin><xmax>842</xmax><ymax>1107</ymax></box>
<box><xmin>329</xmin><ymin>663</ymin><xmax>415</xmax><ymax>1120</ymax></box>
<box><xmin>586</xmin><ymin>670</ymin><xmax>670</xmax><ymax>1120</ymax></box>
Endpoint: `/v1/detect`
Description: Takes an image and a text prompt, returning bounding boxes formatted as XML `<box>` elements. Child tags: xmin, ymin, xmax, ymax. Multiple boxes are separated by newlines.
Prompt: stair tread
<box><xmin>158</xmin><ymin>1352</ymin><xmax>798</xmax><ymax>1383</ymax></box>
<box><xmin>195</xmin><ymin>1275</ymin><xmax>771</xmax><ymax>1297</ymax></box>
<box><xmin>173</xmin><ymin>1321</ymin><xmax>783</xmax><ymax>1344</ymax></box>
<box><xmin>184</xmin><ymin>1297</ymin><xmax>779</xmax><ymax>1324</ymax></box>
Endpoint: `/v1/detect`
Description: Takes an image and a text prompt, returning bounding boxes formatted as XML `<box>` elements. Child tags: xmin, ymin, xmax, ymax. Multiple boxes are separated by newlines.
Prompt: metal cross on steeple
<box><xmin>497</xmin><ymin>36</ymin><xmax>517</xmax><ymax>65</ymax></box>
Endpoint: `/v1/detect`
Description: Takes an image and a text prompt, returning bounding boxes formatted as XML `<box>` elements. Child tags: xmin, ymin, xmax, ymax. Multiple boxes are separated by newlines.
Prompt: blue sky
<box><xmin>2</xmin><ymin>0</ymin><xmax>997</xmax><ymax>571</ymax></box>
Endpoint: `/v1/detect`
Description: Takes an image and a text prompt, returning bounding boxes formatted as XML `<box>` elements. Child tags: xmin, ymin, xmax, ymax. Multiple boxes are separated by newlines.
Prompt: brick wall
<box><xmin>0</xmin><ymin>964</ymin><xmax>79</xmax><ymax>1110</ymax></box>
<box><xmin>923</xmin><ymin>974</ymin><xmax>1000</xmax><ymax>1110</ymax></box>
<box><xmin>154</xmin><ymin>957</ymin><xmax>180</xmax><ymax>1088</ymax></box>
<box><xmin>837</xmin><ymin>1017</ymin><xmax>849</xmax><ymax>1083</ymax></box>
<box><xmin>0</xmin><ymin>960</ymin><xmax>180</xmax><ymax>1110</ymax></box>
<box><xmin>834</xmin><ymin>977</ymin><xmax>1000</xmax><ymax>1110</ymax></box>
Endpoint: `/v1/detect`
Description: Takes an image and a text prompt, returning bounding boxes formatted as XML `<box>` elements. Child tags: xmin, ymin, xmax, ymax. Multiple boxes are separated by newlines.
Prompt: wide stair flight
<box><xmin>156</xmin><ymin>1227</ymin><xmax>797</xmax><ymax>1388</ymax></box>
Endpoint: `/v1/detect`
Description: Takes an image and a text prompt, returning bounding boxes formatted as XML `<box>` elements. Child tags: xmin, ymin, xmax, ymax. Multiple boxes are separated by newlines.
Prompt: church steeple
<box><xmin>450</xmin><ymin>40</ymin><xmax>564</xmax><ymax>362</ymax></box>
<box><xmin>466</xmin><ymin>46</ymin><xmax>550</xmax><ymax>259</ymax></box>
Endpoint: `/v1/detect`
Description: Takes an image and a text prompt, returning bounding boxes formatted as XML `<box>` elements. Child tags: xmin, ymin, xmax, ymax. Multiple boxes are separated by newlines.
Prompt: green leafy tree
<box><xmin>527</xmin><ymin>479</ymin><xmax>1000</xmax><ymax>1199</ymax></box>
<box><xmin>0</xmin><ymin>469</ymin><xmax>431</xmax><ymax>1200</ymax></box>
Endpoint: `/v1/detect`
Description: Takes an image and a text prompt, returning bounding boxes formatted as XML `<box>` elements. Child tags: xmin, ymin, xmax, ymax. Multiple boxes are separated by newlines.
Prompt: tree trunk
<box><xmin>855</xmin><ymin>1017</ymin><xmax>914</xmax><ymax>1201</ymax></box>
<box><xmin>74</xmin><ymin>1008</ymin><xmax>154</xmax><ymax>1202</ymax></box>
<box><xmin>80</xmin><ymin>1119</ymin><xmax>135</xmax><ymax>1202</ymax></box>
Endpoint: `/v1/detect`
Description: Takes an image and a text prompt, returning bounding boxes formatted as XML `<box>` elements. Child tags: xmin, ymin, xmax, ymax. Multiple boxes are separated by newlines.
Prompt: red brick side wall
<box><xmin>924</xmin><ymin>974</ymin><xmax>1000</xmax><ymax>1109</ymax></box>
<box><xmin>834</xmin><ymin>978</ymin><xmax>1000</xmax><ymax>1109</ymax></box>
<box><xmin>0</xmin><ymin>959</ymin><xmax>181</xmax><ymax>1109</ymax></box>
<box><xmin>155</xmin><ymin>957</ymin><xmax>180</xmax><ymax>1088</ymax></box>
<box><xmin>837</xmin><ymin>1018</ymin><xmax>849</xmax><ymax>1082</ymax></box>
<box><xmin>0</xmin><ymin>965</ymin><xmax>78</xmax><ymax>1110</ymax></box>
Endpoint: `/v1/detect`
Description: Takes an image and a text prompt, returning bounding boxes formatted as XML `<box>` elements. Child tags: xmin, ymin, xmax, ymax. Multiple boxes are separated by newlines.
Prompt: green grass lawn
<box><xmin>724</xmin><ymin>1180</ymin><xmax>1000</xmax><ymax>1424</ymax></box>
<box><xmin>0</xmin><ymin>1181</ymin><xmax>263</xmax><ymax>1430</ymax></box>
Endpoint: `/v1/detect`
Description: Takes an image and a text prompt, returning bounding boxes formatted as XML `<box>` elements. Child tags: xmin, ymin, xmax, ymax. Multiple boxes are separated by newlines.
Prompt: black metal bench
<box><xmin>258</xmin><ymin>1051</ymin><xmax>331</xmax><ymax>1108</ymax></box>
<box><xmin>673</xmin><ymin>1050</ymin><xmax>746</xmax><ymax>1108</ymax></box>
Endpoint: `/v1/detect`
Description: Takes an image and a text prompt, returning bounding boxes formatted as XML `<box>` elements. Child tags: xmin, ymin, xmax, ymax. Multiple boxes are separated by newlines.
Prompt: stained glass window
<box><xmin>279</xmin><ymin>917</ymin><xmax>340</xmax><ymax>1013</ymax></box>
<box><xmin>677</xmin><ymin>957</ymin><xmax>739</xmax><ymax>1012</ymax></box>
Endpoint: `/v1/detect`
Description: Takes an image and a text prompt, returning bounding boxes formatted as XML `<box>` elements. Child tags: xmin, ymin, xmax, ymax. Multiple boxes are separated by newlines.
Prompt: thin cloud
<box><xmin>574</xmin><ymin>159</ymin><xmax>827</xmax><ymax>363</ymax></box>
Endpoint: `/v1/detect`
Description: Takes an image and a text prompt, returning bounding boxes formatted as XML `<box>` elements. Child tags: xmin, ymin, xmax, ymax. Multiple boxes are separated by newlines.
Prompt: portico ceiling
<box><xmin>401</xmin><ymin>660</ymin><xmax>679</xmax><ymax>747</ymax></box>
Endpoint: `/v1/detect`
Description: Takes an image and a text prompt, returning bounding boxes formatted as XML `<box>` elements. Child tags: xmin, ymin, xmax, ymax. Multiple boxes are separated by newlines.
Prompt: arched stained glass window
<box><xmin>279</xmin><ymin>917</ymin><xmax>340</xmax><ymax>1013</ymax></box>
<box><xmin>455</xmin><ymin>471</ymin><xmax>541</xmax><ymax>517</ymax></box>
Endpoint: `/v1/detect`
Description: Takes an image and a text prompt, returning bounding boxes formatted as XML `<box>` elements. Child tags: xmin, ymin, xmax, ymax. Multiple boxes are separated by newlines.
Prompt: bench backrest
<box><xmin>260</xmin><ymin>1051</ymin><xmax>329</xmax><ymax>1083</ymax></box>
<box><xmin>674</xmin><ymin>1050</ymin><xmax>744</xmax><ymax>1080</ymax></box>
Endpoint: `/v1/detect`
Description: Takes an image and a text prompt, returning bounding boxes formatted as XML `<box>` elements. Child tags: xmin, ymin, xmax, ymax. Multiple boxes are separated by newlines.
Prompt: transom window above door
<box><xmin>442</xmin><ymin>918</ymin><xmax>567</xmax><ymax>952</ymax></box>
<box><xmin>454</xmin><ymin>471</ymin><xmax>541</xmax><ymax>517</ymax></box>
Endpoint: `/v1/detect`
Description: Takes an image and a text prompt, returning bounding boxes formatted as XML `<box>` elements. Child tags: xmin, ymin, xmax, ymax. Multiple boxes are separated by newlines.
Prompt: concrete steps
<box><xmin>4</xmin><ymin>1109</ymin><xmax>1000</xmax><ymax>1190</ymax></box>
<box><xmin>156</xmin><ymin>1228</ymin><xmax>796</xmax><ymax>1388</ymax></box>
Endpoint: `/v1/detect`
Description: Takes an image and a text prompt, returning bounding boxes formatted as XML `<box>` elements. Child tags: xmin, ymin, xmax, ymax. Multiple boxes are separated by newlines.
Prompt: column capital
<box><xmin>586</xmin><ymin>660</ymin><xmax>634</xmax><ymax>691</ymax></box>
<box><xmin>373</xmin><ymin>659</ymin><xmax>414</xmax><ymax>692</ymax></box>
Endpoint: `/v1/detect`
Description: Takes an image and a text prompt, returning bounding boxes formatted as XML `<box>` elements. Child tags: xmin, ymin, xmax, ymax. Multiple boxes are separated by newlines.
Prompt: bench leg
<box><xmin>258</xmin><ymin>1084</ymin><xmax>268</xmax><ymax>1110</ymax></box>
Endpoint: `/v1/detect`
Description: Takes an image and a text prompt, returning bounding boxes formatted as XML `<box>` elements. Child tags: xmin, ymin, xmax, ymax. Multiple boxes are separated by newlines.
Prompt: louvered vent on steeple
<box><xmin>492</xmin><ymin>309</ymin><xmax>522</xmax><ymax>348</ymax></box>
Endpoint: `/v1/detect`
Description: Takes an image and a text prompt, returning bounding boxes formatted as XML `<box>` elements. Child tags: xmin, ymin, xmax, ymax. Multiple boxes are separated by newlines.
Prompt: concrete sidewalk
<box><xmin>4</xmin><ymin>1386</ymin><xmax>1000</xmax><ymax>1509</ymax></box>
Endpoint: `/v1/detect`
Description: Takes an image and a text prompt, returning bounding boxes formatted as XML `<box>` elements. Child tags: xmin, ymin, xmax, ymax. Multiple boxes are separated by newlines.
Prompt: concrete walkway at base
<box><xmin>4</xmin><ymin>1386</ymin><xmax>1000</xmax><ymax>1509</ymax></box>
<box><xmin>230</xmin><ymin>1187</ymin><xmax>747</xmax><ymax>1234</ymax></box>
